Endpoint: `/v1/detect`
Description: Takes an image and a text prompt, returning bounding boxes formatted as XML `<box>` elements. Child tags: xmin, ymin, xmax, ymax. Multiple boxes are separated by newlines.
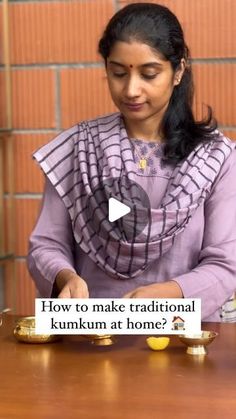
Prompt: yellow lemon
<box><xmin>146</xmin><ymin>336</ymin><xmax>170</xmax><ymax>351</ymax></box>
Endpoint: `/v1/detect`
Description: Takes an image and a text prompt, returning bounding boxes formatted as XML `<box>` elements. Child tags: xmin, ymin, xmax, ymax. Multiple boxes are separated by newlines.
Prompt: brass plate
<box><xmin>83</xmin><ymin>334</ymin><xmax>116</xmax><ymax>346</ymax></box>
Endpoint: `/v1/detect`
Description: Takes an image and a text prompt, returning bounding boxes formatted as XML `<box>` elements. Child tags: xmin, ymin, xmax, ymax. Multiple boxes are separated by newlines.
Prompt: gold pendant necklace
<box><xmin>139</xmin><ymin>158</ymin><xmax>147</xmax><ymax>169</ymax></box>
<box><xmin>131</xmin><ymin>141</ymin><xmax>160</xmax><ymax>170</ymax></box>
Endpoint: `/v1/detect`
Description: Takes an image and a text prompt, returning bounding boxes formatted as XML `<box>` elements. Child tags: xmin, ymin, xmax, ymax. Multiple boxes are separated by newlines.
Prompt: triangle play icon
<box><xmin>108</xmin><ymin>197</ymin><xmax>131</xmax><ymax>222</ymax></box>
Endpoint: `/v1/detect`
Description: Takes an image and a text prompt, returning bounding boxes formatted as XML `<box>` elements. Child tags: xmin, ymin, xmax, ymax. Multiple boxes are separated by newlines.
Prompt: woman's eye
<box><xmin>113</xmin><ymin>72</ymin><xmax>126</xmax><ymax>78</ymax></box>
<box><xmin>142</xmin><ymin>74</ymin><xmax>157</xmax><ymax>80</ymax></box>
<box><xmin>111</xmin><ymin>72</ymin><xmax>158</xmax><ymax>79</ymax></box>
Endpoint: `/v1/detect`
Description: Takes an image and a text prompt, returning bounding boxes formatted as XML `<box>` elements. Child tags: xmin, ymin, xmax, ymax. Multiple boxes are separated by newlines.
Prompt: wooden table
<box><xmin>0</xmin><ymin>316</ymin><xmax>236</xmax><ymax>419</ymax></box>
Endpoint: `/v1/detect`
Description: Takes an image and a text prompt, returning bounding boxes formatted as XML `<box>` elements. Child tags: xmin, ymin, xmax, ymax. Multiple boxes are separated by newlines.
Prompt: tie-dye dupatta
<box><xmin>33</xmin><ymin>113</ymin><xmax>235</xmax><ymax>280</ymax></box>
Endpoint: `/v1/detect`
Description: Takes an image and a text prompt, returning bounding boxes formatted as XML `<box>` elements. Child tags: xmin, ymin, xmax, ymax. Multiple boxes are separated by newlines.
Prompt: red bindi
<box><xmin>129</xmin><ymin>64</ymin><xmax>133</xmax><ymax>68</ymax></box>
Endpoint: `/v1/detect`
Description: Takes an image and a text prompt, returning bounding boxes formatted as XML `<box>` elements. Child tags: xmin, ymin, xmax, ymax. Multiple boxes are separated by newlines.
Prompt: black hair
<box><xmin>98</xmin><ymin>2</ymin><xmax>217</xmax><ymax>165</ymax></box>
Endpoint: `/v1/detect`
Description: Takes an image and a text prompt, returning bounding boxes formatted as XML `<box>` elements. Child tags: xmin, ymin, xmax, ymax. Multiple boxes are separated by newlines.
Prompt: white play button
<box><xmin>84</xmin><ymin>177</ymin><xmax>150</xmax><ymax>241</ymax></box>
<box><xmin>108</xmin><ymin>197</ymin><xmax>131</xmax><ymax>222</ymax></box>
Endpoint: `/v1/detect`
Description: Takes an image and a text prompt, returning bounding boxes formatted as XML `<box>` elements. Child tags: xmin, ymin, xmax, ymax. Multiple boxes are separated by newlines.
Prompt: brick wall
<box><xmin>0</xmin><ymin>0</ymin><xmax>235</xmax><ymax>314</ymax></box>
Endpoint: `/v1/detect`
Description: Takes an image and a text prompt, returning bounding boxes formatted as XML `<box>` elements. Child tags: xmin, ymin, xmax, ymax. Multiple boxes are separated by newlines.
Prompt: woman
<box><xmin>28</xmin><ymin>3</ymin><xmax>236</xmax><ymax>321</ymax></box>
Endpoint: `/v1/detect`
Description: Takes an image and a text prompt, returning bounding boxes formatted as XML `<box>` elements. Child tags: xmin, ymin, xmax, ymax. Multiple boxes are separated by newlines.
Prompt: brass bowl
<box><xmin>179</xmin><ymin>331</ymin><xmax>218</xmax><ymax>355</ymax></box>
<box><xmin>0</xmin><ymin>308</ymin><xmax>11</xmax><ymax>326</ymax></box>
<box><xmin>83</xmin><ymin>334</ymin><xmax>115</xmax><ymax>346</ymax></box>
<box><xmin>14</xmin><ymin>316</ymin><xmax>60</xmax><ymax>344</ymax></box>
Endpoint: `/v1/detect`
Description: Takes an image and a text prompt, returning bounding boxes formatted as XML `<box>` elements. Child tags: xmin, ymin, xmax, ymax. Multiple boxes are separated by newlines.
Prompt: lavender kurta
<box><xmin>27</xmin><ymin>114</ymin><xmax>236</xmax><ymax>322</ymax></box>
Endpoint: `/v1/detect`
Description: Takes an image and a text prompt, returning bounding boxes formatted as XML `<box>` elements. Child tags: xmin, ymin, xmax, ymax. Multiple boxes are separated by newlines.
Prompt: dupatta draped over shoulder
<box><xmin>33</xmin><ymin>113</ymin><xmax>235</xmax><ymax>280</ymax></box>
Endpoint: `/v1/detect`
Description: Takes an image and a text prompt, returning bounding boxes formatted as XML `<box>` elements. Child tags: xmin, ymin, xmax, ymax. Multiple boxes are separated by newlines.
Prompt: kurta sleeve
<box><xmin>174</xmin><ymin>149</ymin><xmax>236</xmax><ymax>320</ymax></box>
<box><xmin>27</xmin><ymin>178</ymin><xmax>76</xmax><ymax>297</ymax></box>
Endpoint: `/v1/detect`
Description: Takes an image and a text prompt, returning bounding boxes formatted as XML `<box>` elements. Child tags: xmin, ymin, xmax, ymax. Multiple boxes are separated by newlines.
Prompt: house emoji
<box><xmin>172</xmin><ymin>316</ymin><xmax>185</xmax><ymax>331</ymax></box>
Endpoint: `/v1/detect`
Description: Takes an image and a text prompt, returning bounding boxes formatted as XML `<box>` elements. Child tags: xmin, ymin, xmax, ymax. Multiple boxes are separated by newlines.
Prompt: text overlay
<box><xmin>35</xmin><ymin>298</ymin><xmax>201</xmax><ymax>335</ymax></box>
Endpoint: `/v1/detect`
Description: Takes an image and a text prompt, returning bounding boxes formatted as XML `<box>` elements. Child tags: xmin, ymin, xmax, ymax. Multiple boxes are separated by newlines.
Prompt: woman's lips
<box><xmin>124</xmin><ymin>102</ymin><xmax>145</xmax><ymax>111</ymax></box>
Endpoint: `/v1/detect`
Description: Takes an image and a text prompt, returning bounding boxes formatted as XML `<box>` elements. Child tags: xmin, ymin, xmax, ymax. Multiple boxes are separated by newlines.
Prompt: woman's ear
<box><xmin>174</xmin><ymin>58</ymin><xmax>186</xmax><ymax>86</ymax></box>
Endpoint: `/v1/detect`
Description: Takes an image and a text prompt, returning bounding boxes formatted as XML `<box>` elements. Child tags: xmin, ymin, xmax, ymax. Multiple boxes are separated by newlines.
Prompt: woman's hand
<box><xmin>123</xmin><ymin>281</ymin><xmax>183</xmax><ymax>299</ymax></box>
<box><xmin>55</xmin><ymin>269</ymin><xmax>89</xmax><ymax>298</ymax></box>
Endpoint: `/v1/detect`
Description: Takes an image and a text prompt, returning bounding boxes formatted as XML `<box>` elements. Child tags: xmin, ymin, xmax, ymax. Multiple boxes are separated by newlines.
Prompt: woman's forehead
<box><xmin>108</xmin><ymin>40</ymin><xmax>166</xmax><ymax>64</ymax></box>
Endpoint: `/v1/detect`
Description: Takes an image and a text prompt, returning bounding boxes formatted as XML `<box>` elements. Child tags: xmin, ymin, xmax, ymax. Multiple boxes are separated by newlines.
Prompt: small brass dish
<box><xmin>179</xmin><ymin>331</ymin><xmax>218</xmax><ymax>355</ymax></box>
<box><xmin>14</xmin><ymin>316</ymin><xmax>59</xmax><ymax>344</ymax></box>
<box><xmin>83</xmin><ymin>334</ymin><xmax>115</xmax><ymax>346</ymax></box>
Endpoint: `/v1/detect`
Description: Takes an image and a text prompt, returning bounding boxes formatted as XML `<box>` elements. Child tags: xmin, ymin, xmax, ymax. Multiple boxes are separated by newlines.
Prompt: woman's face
<box><xmin>106</xmin><ymin>41</ymin><xmax>180</xmax><ymax>129</ymax></box>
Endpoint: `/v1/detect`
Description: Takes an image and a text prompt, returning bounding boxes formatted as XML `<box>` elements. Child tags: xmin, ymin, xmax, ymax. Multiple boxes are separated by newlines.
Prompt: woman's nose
<box><xmin>124</xmin><ymin>76</ymin><xmax>141</xmax><ymax>98</ymax></box>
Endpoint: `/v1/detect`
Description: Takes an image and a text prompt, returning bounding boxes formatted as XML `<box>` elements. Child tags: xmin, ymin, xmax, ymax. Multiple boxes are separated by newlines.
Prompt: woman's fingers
<box><xmin>58</xmin><ymin>276</ymin><xmax>89</xmax><ymax>298</ymax></box>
